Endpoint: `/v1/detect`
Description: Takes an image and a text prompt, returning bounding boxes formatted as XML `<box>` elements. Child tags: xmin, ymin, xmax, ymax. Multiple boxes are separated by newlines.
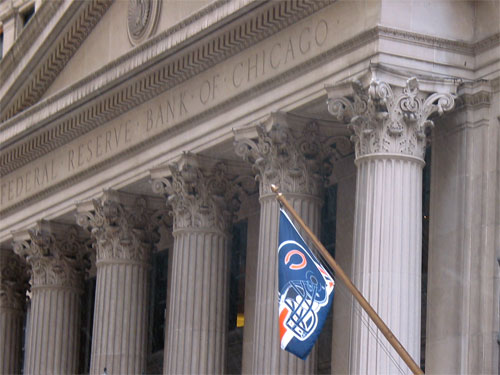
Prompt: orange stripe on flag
<box><xmin>279</xmin><ymin>307</ymin><xmax>289</xmax><ymax>341</ymax></box>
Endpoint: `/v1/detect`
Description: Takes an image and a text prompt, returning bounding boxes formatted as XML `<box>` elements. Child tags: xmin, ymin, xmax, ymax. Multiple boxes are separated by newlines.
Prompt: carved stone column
<box><xmin>426</xmin><ymin>82</ymin><xmax>499</xmax><ymax>374</ymax></box>
<box><xmin>151</xmin><ymin>154</ymin><xmax>249</xmax><ymax>375</ymax></box>
<box><xmin>327</xmin><ymin>77</ymin><xmax>454</xmax><ymax>374</ymax></box>
<box><xmin>0</xmin><ymin>248</ymin><xmax>28</xmax><ymax>375</ymax></box>
<box><xmin>77</xmin><ymin>191</ymin><xmax>156</xmax><ymax>375</ymax></box>
<box><xmin>234</xmin><ymin>113</ymin><xmax>349</xmax><ymax>374</ymax></box>
<box><xmin>13</xmin><ymin>222</ymin><xmax>89</xmax><ymax>375</ymax></box>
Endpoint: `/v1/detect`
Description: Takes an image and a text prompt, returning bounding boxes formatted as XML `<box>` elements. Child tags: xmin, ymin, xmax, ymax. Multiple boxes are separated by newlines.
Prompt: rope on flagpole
<box><xmin>303</xmin><ymin>240</ymin><xmax>408</xmax><ymax>374</ymax></box>
<box><xmin>288</xmin><ymin>222</ymin><xmax>408</xmax><ymax>374</ymax></box>
<box><xmin>271</xmin><ymin>184</ymin><xmax>424</xmax><ymax>375</ymax></box>
<box><xmin>330</xmin><ymin>272</ymin><xmax>408</xmax><ymax>375</ymax></box>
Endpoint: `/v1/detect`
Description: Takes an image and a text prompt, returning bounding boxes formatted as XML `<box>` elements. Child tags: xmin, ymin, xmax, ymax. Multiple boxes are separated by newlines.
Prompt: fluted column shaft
<box><xmin>25</xmin><ymin>286</ymin><xmax>82</xmax><ymax>374</ymax></box>
<box><xmin>0</xmin><ymin>307</ymin><xmax>24</xmax><ymax>374</ymax></box>
<box><xmin>151</xmin><ymin>154</ymin><xmax>244</xmax><ymax>375</ymax></box>
<box><xmin>90</xmin><ymin>261</ymin><xmax>149</xmax><ymax>374</ymax></box>
<box><xmin>0</xmin><ymin>249</ymin><xmax>27</xmax><ymax>375</ymax></box>
<box><xmin>13</xmin><ymin>223</ymin><xmax>87</xmax><ymax>375</ymax></box>
<box><xmin>234</xmin><ymin>114</ymin><xmax>346</xmax><ymax>374</ymax></box>
<box><xmin>77</xmin><ymin>191</ymin><xmax>154</xmax><ymax>375</ymax></box>
<box><xmin>326</xmin><ymin>76</ymin><xmax>454</xmax><ymax>374</ymax></box>
<box><xmin>253</xmin><ymin>194</ymin><xmax>321</xmax><ymax>374</ymax></box>
<box><xmin>164</xmin><ymin>229</ymin><xmax>229</xmax><ymax>374</ymax></box>
<box><xmin>350</xmin><ymin>155</ymin><xmax>423</xmax><ymax>374</ymax></box>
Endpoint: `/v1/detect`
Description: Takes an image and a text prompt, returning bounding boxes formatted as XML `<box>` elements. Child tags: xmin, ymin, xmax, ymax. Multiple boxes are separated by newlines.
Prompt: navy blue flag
<box><xmin>278</xmin><ymin>209</ymin><xmax>335</xmax><ymax>360</ymax></box>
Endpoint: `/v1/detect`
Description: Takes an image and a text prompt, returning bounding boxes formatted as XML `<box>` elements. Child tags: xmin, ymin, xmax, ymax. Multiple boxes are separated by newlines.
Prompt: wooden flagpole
<box><xmin>271</xmin><ymin>184</ymin><xmax>424</xmax><ymax>375</ymax></box>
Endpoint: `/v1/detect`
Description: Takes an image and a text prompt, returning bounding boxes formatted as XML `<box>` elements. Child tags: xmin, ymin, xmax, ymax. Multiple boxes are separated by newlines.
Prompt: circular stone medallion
<box><xmin>127</xmin><ymin>0</ymin><xmax>161</xmax><ymax>45</ymax></box>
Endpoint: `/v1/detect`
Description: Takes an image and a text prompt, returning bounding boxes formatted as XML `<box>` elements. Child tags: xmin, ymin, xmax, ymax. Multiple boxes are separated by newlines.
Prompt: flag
<box><xmin>278</xmin><ymin>208</ymin><xmax>335</xmax><ymax>360</ymax></box>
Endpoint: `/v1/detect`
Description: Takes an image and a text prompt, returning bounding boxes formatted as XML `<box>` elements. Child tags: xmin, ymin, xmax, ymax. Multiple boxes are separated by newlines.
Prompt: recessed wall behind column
<box><xmin>426</xmin><ymin>91</ymin><xmax>499</xmax><ymax>374</ymax></box>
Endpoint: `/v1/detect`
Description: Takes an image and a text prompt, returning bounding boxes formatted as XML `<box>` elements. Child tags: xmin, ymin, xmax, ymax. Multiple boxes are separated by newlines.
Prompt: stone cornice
<box><xmin>3</xmin><ymin>24</ymin><xmax>494</xmax><ymax>154</ymax></box>
<box><xmin>0</xmin><ymin>31</ymin><xmax>474</xmax><ymax>219</ymax></box>
<box><xmin>2</xmin><ymin>18</ymin><xmax>496</xmax><ymax>177</ymax></box>
<box><xmin>0</xmin><ymin>0</ymin><xmax>112</xmax><ymax>121</ymax></box>
<box><xmin>0</xmin><ymin>15</ymin><xmax>496</xmax><ymax>211</ymax></box>
<box><xmin>0</xmin><ymin>0</ymin><xmax>330</xmax><ymax>176</ymax></box>
<box><xmin>0</xmin><ymin>0</ymin><xmax>64</xmax><ymax>81</ymax></box>
<box><xmin>377</xmin><ymin>26</ymin><xmax>500</xmax><ymax>56</ymax></box>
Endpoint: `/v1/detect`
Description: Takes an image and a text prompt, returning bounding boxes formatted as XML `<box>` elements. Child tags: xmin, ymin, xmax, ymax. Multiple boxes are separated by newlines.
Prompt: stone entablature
<box><xmin>2</xmin><ymin>4</ymin><xmax>497</xmax><ymax>206</ymax></box>
<box><xmin>0</xmin><ymin>0</ymin><xmax>330</xmax><ymax>174</ymax></box>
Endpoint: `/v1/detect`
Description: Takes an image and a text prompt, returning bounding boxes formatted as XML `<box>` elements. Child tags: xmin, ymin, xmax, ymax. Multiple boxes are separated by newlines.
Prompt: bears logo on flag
<box><xmin>278</xmin><ymin>209</ymin><xmax>335</xmax><ymax>360</ymax></box>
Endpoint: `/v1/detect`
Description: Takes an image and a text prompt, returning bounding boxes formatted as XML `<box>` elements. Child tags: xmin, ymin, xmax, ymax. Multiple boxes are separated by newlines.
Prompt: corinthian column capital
<box><xmin>0</xmin><ymin>248</ymin><xmax>28</xmax><ymax>310</ymax></box>
<box><xmin>327</xmin><ymin>77</ymin><xmax>455</xmax><ymax>160</ymax></box>
<box><xmin>13</xmin><ymin>222</ymin><xmax>89</xmax><ymax>290</ymax></box>
<box><xmin>151</xmin><ymin>153</ymin><xmax>256</xmax><ymax>233</ymax></box>
<box><xmin>234</xmin><ymin>112</ymin><xmax>350</xmax><ymax>197</ymax></box>
<box><xmin>76</xmin><ymin>190</ymin><xmax>158</xmax><ymax>264</ymax></box>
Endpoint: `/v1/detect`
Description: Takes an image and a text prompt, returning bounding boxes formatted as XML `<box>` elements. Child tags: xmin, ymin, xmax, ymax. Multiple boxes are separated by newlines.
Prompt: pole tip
<box><xmin>271</xmin><ymin>184</ymin><xmax>279</xmax><ymax>193</ymax></box>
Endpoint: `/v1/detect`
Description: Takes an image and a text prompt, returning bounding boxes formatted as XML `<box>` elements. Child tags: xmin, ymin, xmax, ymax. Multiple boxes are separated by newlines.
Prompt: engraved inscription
<box><xmin>1</xmin><ymin>16</ymin><xmax>331</xmax><ymax>212</ymax></box>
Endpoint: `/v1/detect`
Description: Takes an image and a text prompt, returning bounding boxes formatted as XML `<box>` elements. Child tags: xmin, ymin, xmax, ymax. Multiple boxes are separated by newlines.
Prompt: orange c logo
<box><xmin>285</xmin><ymin>250</ymin><xmax>307</xmax><ymax>270</ymax></box>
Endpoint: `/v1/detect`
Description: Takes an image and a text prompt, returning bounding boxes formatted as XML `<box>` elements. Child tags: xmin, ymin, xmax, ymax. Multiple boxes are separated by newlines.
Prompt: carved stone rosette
<box><xmin>76</xmin><ymin>193</ymin><xmax>155</xmax><ymax>264</ymax></box>
<box><xmin>234</xmin><ymin>113</ymin><xmax>349</xmax><ymax>197</ymax></box>
<box><xmin>327</xmin><ymin>77</ymin><xmax>455</xmax><ymax>160</ymax></box>
<box><xmin>0</xmin><ymin>249</ymin><xmax>28</xmax><ymax>310</ymax></box>
<box><xmin>127</xmin><ymin>0</ymin><xmax>161</xmax><ymax>45</ymax></box>
<box><xmin>13</xmin><ymin>225</ymin><xmax>88</xmax><ymax>290</ymax></box>
<box><xmin>151</xmin><ymin>154</ymin><xmax>252</xmax><ymax>234</ymax></box>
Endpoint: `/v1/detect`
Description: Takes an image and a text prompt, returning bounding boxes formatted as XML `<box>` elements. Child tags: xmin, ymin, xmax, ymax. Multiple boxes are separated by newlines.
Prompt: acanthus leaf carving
<box><xmin>12</xmin><ymin>225</ymin><xmax>89</xmax><ymax>290</ymax></box>
<box><xmin>76</xmin><ymin>192</ymin><xmax>156</xmax><ymax>264</ymax></box>
<box><xmin>234</xmin><ymin>114</ymin><xmax>347</xmax><ymax>197</ymax></box>
<box><xmin>327</xmin><ymin>77</ymin><xmax>455</xmax><ymax>160</ymax></box>
<box><xmin>151</xmin><ymin>154</ymin><xmax>256</xmax><ymax>233</ymax></box>
<box><xmin>0</xmin><ymin>249</ymin><xmax>29</xmax><ymax>309</ymax></box>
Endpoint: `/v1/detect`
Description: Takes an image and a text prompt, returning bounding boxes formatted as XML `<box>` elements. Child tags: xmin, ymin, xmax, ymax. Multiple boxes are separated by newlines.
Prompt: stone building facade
<box><xmin>0</xmin><ymin>0</ymin><xmax>499</xmax><ymax>374</ymax></box>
